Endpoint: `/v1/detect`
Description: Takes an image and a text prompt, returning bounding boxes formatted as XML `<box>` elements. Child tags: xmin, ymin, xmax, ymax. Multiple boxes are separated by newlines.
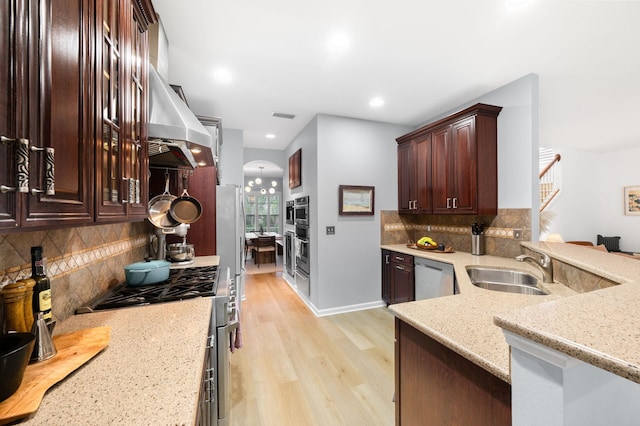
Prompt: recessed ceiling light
<box><xmin>265</xmin><ymin>134</ymin><xmax>276</xmax><ymax>139</ymax></box>
<box><xmin>327</xmin><ymin>32</ymin><xmax>350</xmax><ymax>53</ymax></box>
<box><xmin>369</xmin><ymin>97</ymin><xmax>385</xmax><ymax>108</ymax></box>
<box><xmin>505</xmin><ymin>0</ymin><xmax>533</xmax><ymax>11</ymax></box>
<box><xmin>213</xmin><ymin>68</ymin><xmax>232</xmax><ymax>83</ymax></box>
<box><xmin>190</xmin><ymin>147</ymin><xmax>202</xmax><ymax>154</ymax></box>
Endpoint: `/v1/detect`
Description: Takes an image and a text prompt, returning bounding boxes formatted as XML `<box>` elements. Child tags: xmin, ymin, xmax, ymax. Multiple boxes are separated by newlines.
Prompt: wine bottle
<box><xmin>31</xmin><ymin>246</ymin><xmax>53</xmax><ymax>321</ymax></box>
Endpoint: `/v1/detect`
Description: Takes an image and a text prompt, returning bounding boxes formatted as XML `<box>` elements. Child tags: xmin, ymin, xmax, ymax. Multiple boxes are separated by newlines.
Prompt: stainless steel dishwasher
<box><xmin>414</xmin><ymin>257</ymin><xmax>455</xmax><ymax>300</ymax></box>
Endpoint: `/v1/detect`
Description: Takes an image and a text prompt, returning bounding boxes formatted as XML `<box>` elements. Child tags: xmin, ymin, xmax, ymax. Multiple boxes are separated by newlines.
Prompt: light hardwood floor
<box><xmin>230</xmin><ymin>272</ymin><xmax>395</xmax><ymax>426</ymax></box>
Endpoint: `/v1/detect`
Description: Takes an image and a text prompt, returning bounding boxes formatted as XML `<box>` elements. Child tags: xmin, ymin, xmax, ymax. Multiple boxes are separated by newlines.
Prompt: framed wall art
<box><xmin>339</xmin><ymin>185</ymin><xmax>375</xmax><ymax>216</ymax></box>
<box><xmin>624</xmin><ymin>186</ymin><xmax>640</xmax><ymax>215</ymax></box>
<box><xmin>288</xmin><ymin>149</ymin><xmax>301</xmax><ymax>189</ymax></box>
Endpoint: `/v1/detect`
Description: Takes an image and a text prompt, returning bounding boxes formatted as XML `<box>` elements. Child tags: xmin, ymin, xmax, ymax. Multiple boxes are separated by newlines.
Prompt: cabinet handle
<box><xmin>121</xmin><ymin>177</ymin><xmax>136</xmax><ymax>203</ymax></box>
<box><xmin>385</xmin><ymin>254</ymin><xmax>389</xmax><ymax>264</ymax></box>
<box><xmin>395</xmin><ymin>265</ymin><xmax>405</xmax><ymax>271</ymax></box>
<box><xmin>453</xmin><ymin>197</ymin><xmax>458</xmax><ymax>209</ymax></box>
<box><xmin>446</xmin><ymin>197</ymin><xmax>452</xmax><ymax>209</ymax></box>
<box><xmin>29</xmin><ymin>146</ymin><xmax>55</xmax><ymax>195</ymax></box>
<box><xmin>1</xmin><ymin>136</ymin><xmax>30</xmax><ymax>193</ymax></box>
<box><xmin>395</xmin><ymin>256</ymin><xmax>404</xmax><ymax>261</ymax></box>
<box><xmin>129</xmin><ymin>178</ymin><xmax>135</xmax><ymax>204</ymax></box>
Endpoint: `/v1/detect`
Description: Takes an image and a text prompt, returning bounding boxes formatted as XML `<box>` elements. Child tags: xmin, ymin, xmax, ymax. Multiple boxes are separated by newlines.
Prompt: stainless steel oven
<box><xmin>294</xmin><ymin>196</ymin><xmax>309</xmax><ymax>225</ymax></box>
<box><xmin>295</xmin><ymin>224</ymin><xmax>310</xmax><ymax>275</ymax></box>
<box><xmin>285</xmin><ymin>200</ymin><xmax>295</xmax><ymax>225</ymax></box>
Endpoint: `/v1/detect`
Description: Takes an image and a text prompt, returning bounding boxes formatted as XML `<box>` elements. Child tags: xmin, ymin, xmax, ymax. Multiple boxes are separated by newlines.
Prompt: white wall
<box><xmin>548</xmin><ymin>146</ymin><xmax>640</xmax><ymax>252</ymax></box>
<box><xmin>243</xmin><ymin>148</ymin><xmax>286</xmax><ymax>171</ymax></box>
<box><xmin>218</xmin><ymin>128</ymin><xmax>244</xmax><ymax>186</ymax></box>
<box><xmin>315</xmin><ymin>115</ymin><xmax>412</xmax><ymax>312</ymax></box>
<box><xmin>283</xmin><ymin>115</ymin><xmax>412</xmax><ymax>313</ymax></box>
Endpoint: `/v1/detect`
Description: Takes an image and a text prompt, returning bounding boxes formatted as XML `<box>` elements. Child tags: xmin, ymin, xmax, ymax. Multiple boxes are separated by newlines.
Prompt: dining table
<box><xmin>245</xmin><ymin>232</ymin><xmax>283</xmax><ymax>255</ymax></box>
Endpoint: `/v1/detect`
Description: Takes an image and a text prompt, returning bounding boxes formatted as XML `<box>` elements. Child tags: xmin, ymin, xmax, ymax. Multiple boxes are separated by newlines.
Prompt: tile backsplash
<box><xmin>380</xmin><ymin>208</ymin><xmax>532</xmax><ymax>259</ymax></box>
<box><xmin>1</xmin><ymin>222</ymin><xmax>149</xmax><ymax>321</ymax></box>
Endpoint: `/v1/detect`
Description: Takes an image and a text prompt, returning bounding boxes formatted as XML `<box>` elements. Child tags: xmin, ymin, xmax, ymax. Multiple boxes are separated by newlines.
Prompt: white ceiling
<box><xmin>151</xmin><ymin>0</ymin><xmax>640</xmax><ymax>158</ymax></box>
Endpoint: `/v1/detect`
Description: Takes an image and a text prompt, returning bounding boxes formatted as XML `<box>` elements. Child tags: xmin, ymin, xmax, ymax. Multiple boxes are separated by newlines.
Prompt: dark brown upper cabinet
<box><xmin>397</xmin><ymin>135</ymin><xmax>431</xmax><ymax>214</ymax></box>
<box><xmin>0</xmin><ymin>0</ymin><xmax>155</xmax><ymax>232</ymax></box>
<box><xmin>95</xmin><ymin>0</ymin><xmax>153</xmax><ymax>222</ymax></box>
<box><xmin>397</xmin><ymin>103</ymin><xmax>502</xmax><ymax>216</ymax></box>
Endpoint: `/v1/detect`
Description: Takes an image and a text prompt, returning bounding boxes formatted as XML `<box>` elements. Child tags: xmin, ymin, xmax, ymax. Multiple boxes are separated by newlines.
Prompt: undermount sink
<box><xmin>466</xmin><ymin>266</ymin><xmax>547</xmax><ymax>296</ymax></box>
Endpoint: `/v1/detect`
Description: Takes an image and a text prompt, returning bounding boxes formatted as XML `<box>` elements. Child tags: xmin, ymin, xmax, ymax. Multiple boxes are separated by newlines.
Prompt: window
<box><xmin>245</xmin><ymin>193</ymin><xmax>281</xmax><ymax>234</ymax></box>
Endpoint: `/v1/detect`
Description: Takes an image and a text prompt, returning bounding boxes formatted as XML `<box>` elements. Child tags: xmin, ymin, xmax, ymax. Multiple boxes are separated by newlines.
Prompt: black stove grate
<box><xmin>78</xmin><ymin>265</ymin><xmax>218</xmax><ymax>313</ymax></box>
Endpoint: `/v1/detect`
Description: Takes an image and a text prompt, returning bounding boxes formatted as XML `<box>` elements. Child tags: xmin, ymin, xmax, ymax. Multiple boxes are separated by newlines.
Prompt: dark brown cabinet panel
<box><xmin>1</xmin><ymin>0</ymin><xmax>95</xmax><ymax>231</ymax></box>
<box><xmin>432</xmin><ymin>117</ymin><xmax>480</xmax><ymax>214</ymax></box>
<box><xmin>397</xmin><ymin>135</ymin><xmax>431</xmax><ymax>214</ymax></box>
<box><xmin>95</xmin><ymin>0</ymin><xmax>151</xmax><ymax>222</ymax></box>
<box><xmin>397</xmin><ymin>103</ymin><xmax>501</xmax><ymax>216</ymax></box>
<box><xmin>382</xmin><ymin>250</ymin><xmax>414</xmax><ymax>305</ymax></box>
<box><xmin>395</xmin><ymin>318</ymin><xmax>511</xmax><ymax>426</ymax></box>
<box><xmin>0</xmin><ymin>0</ymin><xmax>19</xmax><ymax>228</ymax></box>
<box><xmin>24</xmin><ymin>0</ymin><xmax>94</xmax><ymax>227</ymax></box>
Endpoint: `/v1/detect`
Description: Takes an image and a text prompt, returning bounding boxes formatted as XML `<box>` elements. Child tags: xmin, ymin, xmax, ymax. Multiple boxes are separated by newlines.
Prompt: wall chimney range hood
<box><xmin>148</xmin><ymin>64</ymin><xmax>214</xmax><ymax>169</ymax></box>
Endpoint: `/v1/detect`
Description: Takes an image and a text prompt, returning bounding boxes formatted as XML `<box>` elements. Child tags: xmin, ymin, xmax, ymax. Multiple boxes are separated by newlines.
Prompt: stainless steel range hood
<box><xmin>148</xmin><ymin>64</ymin><xmax>214</xmax><ymax>169</ymax></box>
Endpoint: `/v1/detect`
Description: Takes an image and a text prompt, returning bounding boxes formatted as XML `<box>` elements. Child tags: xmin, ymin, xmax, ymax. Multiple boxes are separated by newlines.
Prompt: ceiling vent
<box><xmin>271</xmin><ymin>112</ymin><xmax>296</xmax><ymax>120</ymax></box>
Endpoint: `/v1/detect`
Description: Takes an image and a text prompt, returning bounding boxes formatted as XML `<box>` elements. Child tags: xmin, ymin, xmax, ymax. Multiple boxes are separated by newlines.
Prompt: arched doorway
<box><xmin>243</xmin><ymin>160</ymin><xmax>284</xmax><ymax>235</ymax></box>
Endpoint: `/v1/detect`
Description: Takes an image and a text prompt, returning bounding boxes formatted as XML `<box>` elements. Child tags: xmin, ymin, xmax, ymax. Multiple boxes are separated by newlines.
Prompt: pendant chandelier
<box><xmin>245</xmin><ymin>166</ymin><xmax>277</xmax><ymax>194</ymax></box>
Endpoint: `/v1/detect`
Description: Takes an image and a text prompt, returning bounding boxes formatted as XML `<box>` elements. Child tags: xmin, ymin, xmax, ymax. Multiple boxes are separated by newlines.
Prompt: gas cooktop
<box><xmin>76</xmin><ymin>265</ymin><xmax>218</xmax><ymax>314</ymax></box>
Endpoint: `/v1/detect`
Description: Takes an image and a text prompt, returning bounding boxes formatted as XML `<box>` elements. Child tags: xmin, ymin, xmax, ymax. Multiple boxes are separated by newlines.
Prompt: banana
<box><xmin>417</xmin><ymin>236</ymin><xmax>437</xmax><ymax>246</ymax></box>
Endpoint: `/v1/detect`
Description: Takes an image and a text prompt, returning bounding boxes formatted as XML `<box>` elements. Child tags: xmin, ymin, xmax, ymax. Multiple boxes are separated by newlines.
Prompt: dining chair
<box><xmin>251</xmin><ymin>235</ymin><xmax>276</xmax><ymax>268</ymax></box>
<box><xmin>245</xmin><ymin>238</ymin><xmax>255</xmax><ymax>261</ymax></box>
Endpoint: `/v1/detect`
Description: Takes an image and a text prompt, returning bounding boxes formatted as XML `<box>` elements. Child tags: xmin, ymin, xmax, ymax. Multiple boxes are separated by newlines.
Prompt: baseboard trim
<box><xmin>281</xmin><ymin>272</ymin><xmax>386</xmax><ymax>317</ymax></box>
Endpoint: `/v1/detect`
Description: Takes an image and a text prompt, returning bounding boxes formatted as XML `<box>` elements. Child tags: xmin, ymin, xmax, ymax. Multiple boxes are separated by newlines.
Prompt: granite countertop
<box><xmin>385</xmin><ymin>242</ymin><xmax>640</xmax><ymax>385</ymax></box>
<box><xmin>383</xmin><ymin>243</ymin><xmax>572</xmax><ymax>383</ymax></box>
<box><xmin>19</xmin><ymin>255</ymin><xmax>220</xmax><ymax>425</ymax></box>
<box><xmin>21</xmin><ymin>298</ymin><xmax>212</xmax><ymax>425</ymax></box>
<box><xmin>495</xmin><ymin>242</ymin><xmax>640</xmax><ymax>384</ymax></box>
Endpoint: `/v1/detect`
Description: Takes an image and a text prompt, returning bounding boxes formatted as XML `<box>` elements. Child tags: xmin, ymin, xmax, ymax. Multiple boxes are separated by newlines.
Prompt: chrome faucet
<box><xmin>516</xmin><ymin>253</ymin><xmax>554</xmax><ymax>284</ymax></box>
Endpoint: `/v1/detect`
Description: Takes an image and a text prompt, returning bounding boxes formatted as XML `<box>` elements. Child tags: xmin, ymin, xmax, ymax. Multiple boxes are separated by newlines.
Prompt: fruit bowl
<box><xmin>407</xmin><ymin>243</ymin><xmax>455</xmax><ymax>253</ymax></box>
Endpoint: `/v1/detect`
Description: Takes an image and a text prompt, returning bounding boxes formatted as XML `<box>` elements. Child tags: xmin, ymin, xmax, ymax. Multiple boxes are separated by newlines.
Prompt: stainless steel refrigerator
<box><xmin>216</xmin><ymin>185</ymin><xmax>246</xmax><ymax>300</ymax></box>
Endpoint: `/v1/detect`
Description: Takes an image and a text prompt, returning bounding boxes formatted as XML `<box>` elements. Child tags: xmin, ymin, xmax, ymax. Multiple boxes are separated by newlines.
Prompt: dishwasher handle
<box><xmin>417</xmin><ymin>262</ymin><xmax>444</xmax><ymax>272</ymax></box>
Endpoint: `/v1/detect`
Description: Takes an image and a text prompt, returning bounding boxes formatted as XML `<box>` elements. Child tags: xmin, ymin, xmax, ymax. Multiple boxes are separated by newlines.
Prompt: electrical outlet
<box><xmin>513</xmin><ymin>229</ymin><xmax>523</xmax><ymax>240</ymax></box>
<box><xmin>326</xmin><ymin>226</ymin><xmax>335</xmax><ymax>235</ymax></box>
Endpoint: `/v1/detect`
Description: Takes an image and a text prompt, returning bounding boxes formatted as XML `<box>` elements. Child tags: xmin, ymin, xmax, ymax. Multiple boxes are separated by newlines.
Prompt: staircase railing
<box><xmin>539</xmin><ymin>153</ymin><xmax>561</xmax><ymax>212</ymax></box>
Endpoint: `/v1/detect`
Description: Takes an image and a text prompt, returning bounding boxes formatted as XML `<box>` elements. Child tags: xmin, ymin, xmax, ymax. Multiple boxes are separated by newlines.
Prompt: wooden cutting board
<box><xmin>0</xmin><ymin>326</ymin><xmax>110</xmax><ymax>425</ymax></box>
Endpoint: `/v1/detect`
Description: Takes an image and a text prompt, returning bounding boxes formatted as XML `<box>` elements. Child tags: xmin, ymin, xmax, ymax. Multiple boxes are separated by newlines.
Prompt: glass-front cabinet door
<box><xmin>96</xmin><ymin>0</ymin><xmax>149</xmax><ymax>221</ymax></box>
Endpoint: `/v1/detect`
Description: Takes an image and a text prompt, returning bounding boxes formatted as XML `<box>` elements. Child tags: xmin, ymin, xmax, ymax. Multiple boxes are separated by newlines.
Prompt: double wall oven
<box><xmin>294</xmin><ymin>196</ymin><xmax>310</xmax><ymax>297</ymax></box>
<box><xmin>77</xmin><ymin>262</ymin><xmax>238</xmax><ymax>425</ymax></box>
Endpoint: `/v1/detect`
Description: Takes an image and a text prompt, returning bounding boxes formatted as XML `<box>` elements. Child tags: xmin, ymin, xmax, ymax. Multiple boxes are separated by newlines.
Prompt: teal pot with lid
<box><xmin>124</xmin><ymin>260</ymin><xmax>170</xmax><ymax>286</ymax></box>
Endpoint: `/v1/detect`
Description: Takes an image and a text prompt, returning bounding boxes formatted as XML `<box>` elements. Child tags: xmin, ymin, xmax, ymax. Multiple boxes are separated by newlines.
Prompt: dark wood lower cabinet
<box><xmin>395</xmin><ymin>318</ymin><xmax>511</xmax><ymax>426</ymax></box>
<box><xmin>382</xmin><ymin>250</ymin><xmax>414</xmax><ymax>305</ymax></box>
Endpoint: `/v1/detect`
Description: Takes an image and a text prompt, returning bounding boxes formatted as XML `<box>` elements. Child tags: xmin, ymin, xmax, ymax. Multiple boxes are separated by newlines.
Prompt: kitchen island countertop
<box><xmin>384</xmin><ymin>242</ymin><xmax>640</xmax><ymax>384</ymax></box>
<box><xmin>17</xmin><ymin>255</ymin><xmax>220</xmax><ymax>425</ymax></box>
